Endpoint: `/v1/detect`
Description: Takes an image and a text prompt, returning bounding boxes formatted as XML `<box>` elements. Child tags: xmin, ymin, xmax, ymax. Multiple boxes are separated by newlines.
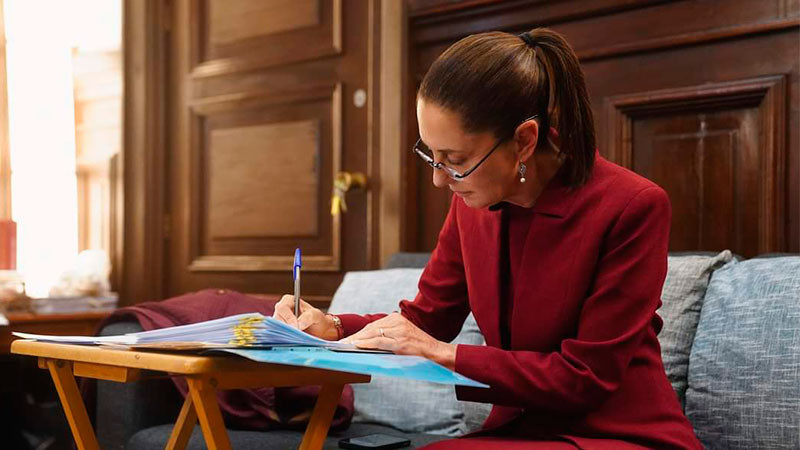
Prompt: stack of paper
<box><xmin>12</xmin><ymin>313</ymin><xmax>350</xmax><ymax>350</ymax></box>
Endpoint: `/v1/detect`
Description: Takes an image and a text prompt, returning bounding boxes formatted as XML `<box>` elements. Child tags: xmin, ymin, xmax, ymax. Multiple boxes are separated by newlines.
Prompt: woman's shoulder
<box><xmin>587</xmin><ymin>155</ymin><xmax>668</xmax><ymax>204</ymax></box>
<box><xmin>592</xmin><ymin>155</ymin><xmax>662</xmax><ymax>191</ymax></box>
<box><xmin>564</xmin><ymin>154</ymin><xmax>670</xmax><ymax>226</ymax></box>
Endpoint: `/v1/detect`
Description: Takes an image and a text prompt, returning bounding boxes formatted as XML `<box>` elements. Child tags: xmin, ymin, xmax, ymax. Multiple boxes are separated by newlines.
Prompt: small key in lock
<box><xmin>331</xmin><ymin>174</ymin><xmax>350</xmax><ymax>215</ymax></box>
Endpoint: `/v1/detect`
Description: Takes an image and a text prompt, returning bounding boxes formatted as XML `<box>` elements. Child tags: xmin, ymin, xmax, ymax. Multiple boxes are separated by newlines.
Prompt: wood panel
<box><xmin>605</xmin><ymin>75</ymin><xmax>786</xmax><ymax>257</ymax></box>
<box><xmin>192</xmin><ymin>0</ymin><xmax>341</xmax><ymax>78</ymax></box>
<box><xmin>208</xmin><ymin>0</ymin><xmax>320</xmax><ymax>44</ymax></box>
<box><xmin>208</xmin><ymin>120</ymin><xmax>320</xmax><ymax>239</ymax></box>
<box><xmin>188</xmin><ymin>85</ymin><xmax>342</xmax><ymax>272</ymax></box>
<box><xmin>405</xmin><ymin>0</ymin><xmax>800</xmax><ymax>257</ymax></box>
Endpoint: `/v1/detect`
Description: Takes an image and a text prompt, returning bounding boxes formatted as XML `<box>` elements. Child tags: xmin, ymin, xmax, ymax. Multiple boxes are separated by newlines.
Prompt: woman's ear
<box><xmin>514</xmin><ymin>119</ymin><xmax>539</xmax><ymax>162</ymax></box>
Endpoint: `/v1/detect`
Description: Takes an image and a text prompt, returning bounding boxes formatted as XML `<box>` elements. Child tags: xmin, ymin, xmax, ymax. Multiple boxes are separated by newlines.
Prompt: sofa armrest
<box><xmin>95</xmin><ymin>321</ymin><xmax>182</xmax><ymax>450</ymax></box>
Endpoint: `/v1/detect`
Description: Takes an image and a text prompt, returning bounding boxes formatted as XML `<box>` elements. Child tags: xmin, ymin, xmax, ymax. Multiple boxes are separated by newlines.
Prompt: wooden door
<box><xmin>165</xmin><ymin>0</ymin><xmax>377</xmax><ymax>305</ymax></box>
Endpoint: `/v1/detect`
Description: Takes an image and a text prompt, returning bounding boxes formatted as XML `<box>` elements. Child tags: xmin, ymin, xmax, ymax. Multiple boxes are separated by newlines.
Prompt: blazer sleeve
<box><xmin>337</xmin><ymin>196</ymin><xmax>471</xmax><ymax>340</ymax></box>
<box><xmin>454</xmin><ymin>187</ymin><xmax>671</xmax><ymax>413</ymax></box>
<box><xmin>399</xmin><ymin>197</ymin><xmax>472</xmax><ymax>342</ymax></box>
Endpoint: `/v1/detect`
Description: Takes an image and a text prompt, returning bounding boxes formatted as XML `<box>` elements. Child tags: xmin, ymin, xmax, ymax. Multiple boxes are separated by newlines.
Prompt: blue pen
<box><xmin>293</xmin><ymin>248</ymin><xmax>302</xmax><ymax>322</ymax></box>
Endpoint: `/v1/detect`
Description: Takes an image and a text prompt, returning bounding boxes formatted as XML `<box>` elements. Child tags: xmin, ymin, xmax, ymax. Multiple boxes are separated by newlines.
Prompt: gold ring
<box><xmin>379</xmin><ymin>328</ymin><xmax>385</xmax><ymax>338</ymax></box>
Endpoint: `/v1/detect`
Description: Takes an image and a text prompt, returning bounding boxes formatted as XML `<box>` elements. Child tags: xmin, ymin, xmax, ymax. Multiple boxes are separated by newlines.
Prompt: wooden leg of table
<box><xmin>46</xmin><ymin>359</ymin><xmax>100</xmax><ymax>450</ymax></box>
<box><xmin>185</xmin><ymin>377</ymin><xmax>231</xmax><ymax>450</ymax></box>
<box><xmin>166</xmin><ymin>394</ymin><xmax>197</xmax><ymax>450</ymax></box>
<box><xmin>299</xmin><ymin>383</ymin><xmax>345</xmax><ymax>450</ymax></box>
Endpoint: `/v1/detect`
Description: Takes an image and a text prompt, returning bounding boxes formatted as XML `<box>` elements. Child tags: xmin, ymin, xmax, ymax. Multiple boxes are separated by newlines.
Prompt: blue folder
<box><xmin>219</xmin><ymin>347</ymin><xmax>489</xmax><ymax>388</ymax></box>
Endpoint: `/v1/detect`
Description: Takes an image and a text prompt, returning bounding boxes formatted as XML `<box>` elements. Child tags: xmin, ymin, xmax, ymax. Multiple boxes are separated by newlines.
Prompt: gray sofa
<box><xmin>97</xmin><ymin>251</ymin><xmax>800</xmax><ymax>449</ymax></box>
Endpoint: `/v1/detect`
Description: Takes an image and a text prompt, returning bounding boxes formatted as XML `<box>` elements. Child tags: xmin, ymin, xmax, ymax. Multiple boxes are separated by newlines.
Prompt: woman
<box><xmin>274</xmin><ymin>28</ymin><xmax>702</xmax><ymax>449</ymax></box>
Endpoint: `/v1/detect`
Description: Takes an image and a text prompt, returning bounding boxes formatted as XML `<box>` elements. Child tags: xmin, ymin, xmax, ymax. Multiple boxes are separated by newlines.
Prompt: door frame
<box><xmin>118</xmin><ymin>0</ymin><xmax>169</xmax><ymax>305</ymax></box>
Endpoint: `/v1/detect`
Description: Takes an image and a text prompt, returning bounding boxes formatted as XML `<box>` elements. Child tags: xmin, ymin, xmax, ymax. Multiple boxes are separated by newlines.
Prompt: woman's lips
<box><xmin>452</xmin><ymin>190</ymin><xmax>471</xmax><ymax>197</ymax></box>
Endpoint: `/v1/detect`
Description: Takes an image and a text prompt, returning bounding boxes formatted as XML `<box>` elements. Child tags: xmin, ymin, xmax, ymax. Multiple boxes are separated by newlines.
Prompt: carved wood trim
<box><xmin>189</xmin><ymin>0</ymin><xmax>342</xmax><ymax>79</ymax></box>
<box><xmin>604</xmin><ymin>74</ymin><xmax>788</xmax><ymax>253</ymax></box>
<box><xmin>410</xmin><ymin>0</ymin><xmax>672</xmax><ymax>43</ymax></box>
<box><xmin>189</xmin><ymin>83</ymin><xmax>336</xmax><ymax>116</ymax></box>
<box><xmin>579</xmin><ymin>17</ymin><xmax>800</xmax><ymax>61</ymax></box>
<box><xmin>187</xmin><ymin>84</ymin><xmax>343</xmax><ymax>272</ymax></box>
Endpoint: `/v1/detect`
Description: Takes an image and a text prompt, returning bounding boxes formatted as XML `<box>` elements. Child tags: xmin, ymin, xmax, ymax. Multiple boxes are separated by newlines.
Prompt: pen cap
<box><xmin>293</xmin><ymin>248</ymin><xmax>302</xmax><ymax>280</ymax></box>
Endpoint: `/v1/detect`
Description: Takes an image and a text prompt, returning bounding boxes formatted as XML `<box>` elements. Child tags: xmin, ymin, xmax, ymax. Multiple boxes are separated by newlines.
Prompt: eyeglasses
<box><xmin>413</xmin><ymin>115</ymin><xmax>539</xmax><ymax>181</ymax></box>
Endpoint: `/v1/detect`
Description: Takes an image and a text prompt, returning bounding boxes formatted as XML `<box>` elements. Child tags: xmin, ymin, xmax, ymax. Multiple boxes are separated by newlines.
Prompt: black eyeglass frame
<box><xmin>413</xmin><ymin>115</ymin><xmax>539</xmax><ymax>181</ymax></box>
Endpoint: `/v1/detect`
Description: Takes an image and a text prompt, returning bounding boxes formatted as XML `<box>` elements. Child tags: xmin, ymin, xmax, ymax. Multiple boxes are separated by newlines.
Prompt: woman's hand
<box><xmin>341</xmin><ymin>313</ymin><xmax>457</xmax><ymax>370</ymax></box>
<box><xmin>272</xmin><ymin>295</ymin><xmax>339</xmax><ymax>341</ymax></box>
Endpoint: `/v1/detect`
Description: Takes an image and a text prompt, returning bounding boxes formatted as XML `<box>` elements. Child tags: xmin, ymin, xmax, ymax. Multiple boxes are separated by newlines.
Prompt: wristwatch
<box><xmin>328</xmin><ymin>314</ymin><xmax>344</xmax><ymax>340</ymax></box>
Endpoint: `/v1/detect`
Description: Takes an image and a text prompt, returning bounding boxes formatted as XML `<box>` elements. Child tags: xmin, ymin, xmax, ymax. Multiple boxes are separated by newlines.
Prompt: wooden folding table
<box><xmin>11</xmin><ymin>340</ymin><xmax>370</xmax><ymax>450</ymax></box>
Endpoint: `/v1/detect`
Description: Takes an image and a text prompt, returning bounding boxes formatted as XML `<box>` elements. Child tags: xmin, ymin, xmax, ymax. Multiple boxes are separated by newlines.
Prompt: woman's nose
<box><xmin>432</xmin><ymin>167</ymin><xmax>452</xmax><ymax>188</ymax></box>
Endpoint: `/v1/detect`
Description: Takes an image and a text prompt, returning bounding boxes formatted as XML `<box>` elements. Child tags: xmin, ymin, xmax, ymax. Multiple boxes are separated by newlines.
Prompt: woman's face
<box><xmin>416</xmin><ymin>98</ymin><xmax>524</xmax><ymax>209</ymax></box>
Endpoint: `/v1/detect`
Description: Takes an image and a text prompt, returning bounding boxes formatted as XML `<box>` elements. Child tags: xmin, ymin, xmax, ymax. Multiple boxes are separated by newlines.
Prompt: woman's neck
<box><xmin>503</xmin><ymin>149</ymin><xmax>565</xmax><ymax>208</ymax></box>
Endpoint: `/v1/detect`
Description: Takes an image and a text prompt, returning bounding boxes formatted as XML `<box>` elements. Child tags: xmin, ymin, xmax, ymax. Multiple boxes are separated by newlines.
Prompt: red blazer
<box><xmin>340</xmin><ymin>153</ymin><xmax>702</xmax><ymax>449</ymax></box>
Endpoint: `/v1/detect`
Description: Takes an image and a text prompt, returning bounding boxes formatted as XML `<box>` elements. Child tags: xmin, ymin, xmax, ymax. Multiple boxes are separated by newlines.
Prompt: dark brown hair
<box><xmin>419</xmin><ymin>28</ymin><xmax>596</xmax><ymax>187</ymax></box>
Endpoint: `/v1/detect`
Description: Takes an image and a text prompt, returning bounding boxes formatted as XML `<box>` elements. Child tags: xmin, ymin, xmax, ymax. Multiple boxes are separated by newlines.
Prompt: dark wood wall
<box><xmin>404</xmin><ymin>0</ymin><xmax>800</xmax><ymax>258</ymax></box>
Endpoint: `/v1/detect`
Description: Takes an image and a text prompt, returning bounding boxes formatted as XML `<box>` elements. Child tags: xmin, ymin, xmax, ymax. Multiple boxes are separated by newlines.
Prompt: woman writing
<box><xmin>274</xmin><ymin>28</ymin><xmax>701</xmax><ymax>449</ymax></box>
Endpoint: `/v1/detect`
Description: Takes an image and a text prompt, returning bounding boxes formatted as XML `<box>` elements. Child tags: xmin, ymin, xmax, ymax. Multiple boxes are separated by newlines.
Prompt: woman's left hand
<box><xmin>341</xmin><ymin>313</ymin><xmax>457</xmax><ymax>370</ymax></box>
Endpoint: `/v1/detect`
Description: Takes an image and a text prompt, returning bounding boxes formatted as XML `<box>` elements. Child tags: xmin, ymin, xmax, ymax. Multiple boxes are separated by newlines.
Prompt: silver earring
<box><xmin>519</xmin><ymin>163</ymin><xmax>527</xmax><ymax>183</ymax></box>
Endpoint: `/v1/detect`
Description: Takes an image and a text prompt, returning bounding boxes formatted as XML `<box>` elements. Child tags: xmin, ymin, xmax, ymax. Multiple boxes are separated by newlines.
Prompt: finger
<box><xmin>351</xmin><ymin>336</ymin><xmax>396</xmax><ymax>352</ymax></box>
<box><xmin>344</xmin><ymin>324</ymin><xmax>398</xmax><ymax>344</ymax></box>
<box><xmin>340</xmin><ymin>326</ymin><xmax>379</xmax><ymax>344</ymax></box>
<box><xmin>276</xmin><ymin>294</ymin><xmax>296</xmax><ymax>311</ymax></box>
<box><xmin>273</xmin><ymin>304</ymin><xmax>298</xmax><ymax>327</ymax></box>
<box><xmin>296</xmin><ymin>310</ymin><xmax>317</xmax><ymax>331</ymax></box>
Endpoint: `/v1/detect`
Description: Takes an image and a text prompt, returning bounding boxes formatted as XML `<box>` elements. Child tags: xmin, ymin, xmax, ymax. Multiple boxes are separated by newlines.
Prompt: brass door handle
<box><xmin>331</xmin><ymin>171</ymin><xmax>368</xmax><ymax>216</ymax></box>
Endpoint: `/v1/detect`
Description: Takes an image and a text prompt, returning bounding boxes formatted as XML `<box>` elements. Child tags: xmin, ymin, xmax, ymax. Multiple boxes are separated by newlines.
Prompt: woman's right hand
<box><xmin>272</xmin><ymin>294</ymin><xmax>339</xmax><ymax>340</ymax></box>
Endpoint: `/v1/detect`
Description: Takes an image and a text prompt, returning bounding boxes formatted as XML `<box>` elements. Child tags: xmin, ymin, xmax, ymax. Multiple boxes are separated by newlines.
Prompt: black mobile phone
<box><xmin>339</xmin><ymin>433</ymin><xmax>411</xmax><ymax>450</ymax></box>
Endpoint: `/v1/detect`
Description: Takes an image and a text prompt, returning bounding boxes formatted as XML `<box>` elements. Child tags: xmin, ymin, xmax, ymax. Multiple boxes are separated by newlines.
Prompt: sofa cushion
<box><xmin>328</xmin><ymin>268</ymin><xmax>491</xmax><ymax>436</ymax></box>
<box><xmin>128</xmin><ymin>422</ymin><xmax>446</xmax><ymax>450</ymax></box>
<box><xmin>685</xmin><ymin>257</ymin><xmax>800</xmax><ymax>449</ymax></box>
<box><xmin>658</xmin><ymin>250</ymin><xmax>733</xmax><ymax>407</ymax></box>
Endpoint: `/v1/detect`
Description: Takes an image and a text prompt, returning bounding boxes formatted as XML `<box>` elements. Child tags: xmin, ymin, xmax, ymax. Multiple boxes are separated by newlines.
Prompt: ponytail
<box><xmin>520</xmin><ymin>28</ymin><xmax>595</xmax><ymax>185</ymax></box>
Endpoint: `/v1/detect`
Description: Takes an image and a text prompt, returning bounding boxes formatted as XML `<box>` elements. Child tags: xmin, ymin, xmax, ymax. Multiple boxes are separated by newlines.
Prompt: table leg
<box><xmin>299</xmin><ymin>383</ymin><xmax>345</xmax><ymax>450</ymax></box>
<box><xmin>166</xmin><ymin>394</ymin><xmax>197</xmax><ymax>450</ymax></box>
<box><xmin>185</xmin><ymin>377</ymin><xmax>231</xmax><ymax>450</ymax></box>
<box><xmin>45</xmin><ymin>359</ymin><xmax>100</xmax><ymax>450</ymax></box>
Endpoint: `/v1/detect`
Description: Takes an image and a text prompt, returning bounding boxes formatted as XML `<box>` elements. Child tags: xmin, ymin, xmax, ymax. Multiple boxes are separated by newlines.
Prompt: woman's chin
<box><xmin>460</xmin><ymin>194</ymin><xmax>491</xmax><ymax>209</ymax></box>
